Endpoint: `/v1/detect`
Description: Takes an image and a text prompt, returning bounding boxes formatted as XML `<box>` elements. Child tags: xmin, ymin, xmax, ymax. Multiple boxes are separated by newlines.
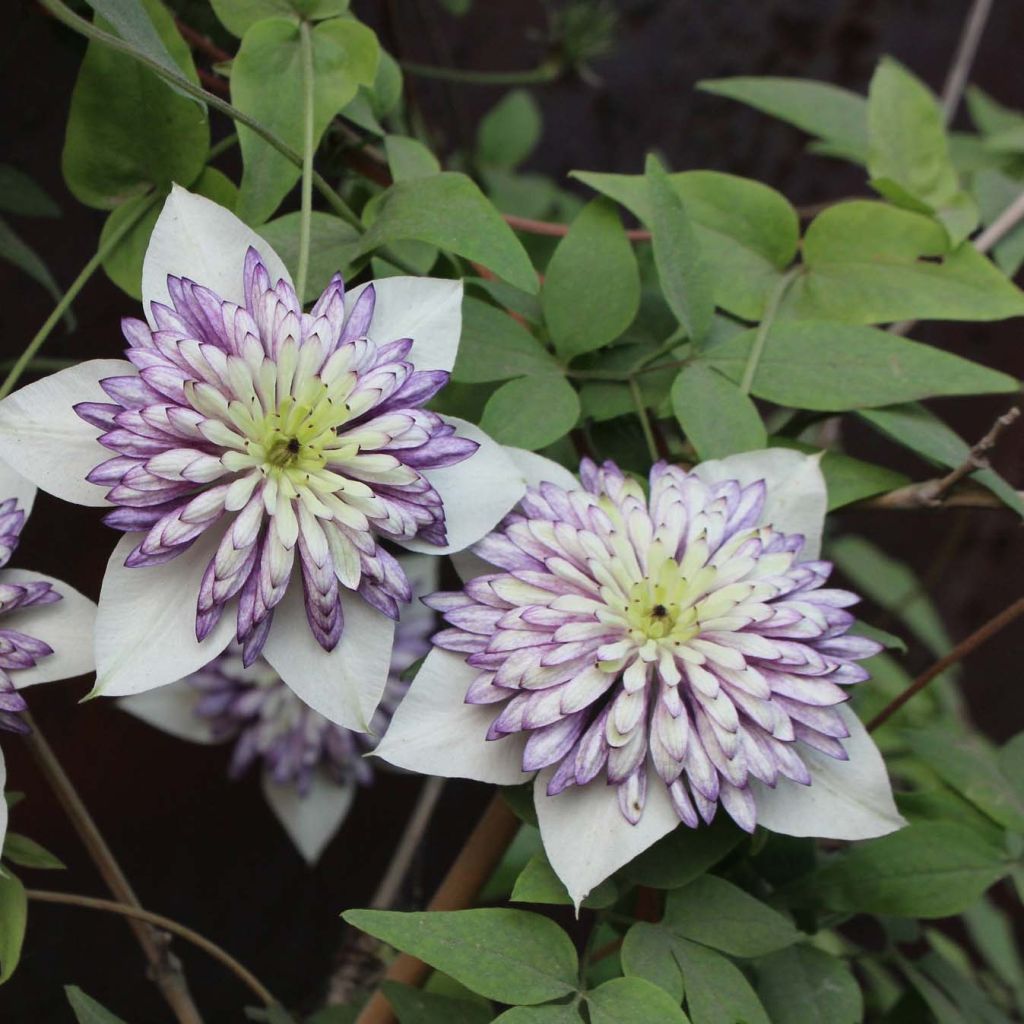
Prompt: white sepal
<box><xmin>373</xmin><ymin>647</ymin><xmax>528</xmax><ymax>784</ymax></box>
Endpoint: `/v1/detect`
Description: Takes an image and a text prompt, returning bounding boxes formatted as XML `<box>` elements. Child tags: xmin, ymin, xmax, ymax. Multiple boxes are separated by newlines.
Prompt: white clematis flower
<box><xmin>0</xmin><ymin>186</ymin><xmax>525</xmax><ymax>732</ymax></box>
<box><xmin>375</xmin><ymin>448</ymin><xmax>905</xmax><ymax>908</ymax></box>
<box><xmin>0</xmin><ymin>460</ymin><xmax>97</xmax><ymax>853</ymax></box>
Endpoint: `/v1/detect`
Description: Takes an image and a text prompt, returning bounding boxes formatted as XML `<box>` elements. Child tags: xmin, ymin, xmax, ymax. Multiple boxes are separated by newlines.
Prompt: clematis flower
<box><xmin>0</xmin><ymin>186</ymin><xmax>525</xmax><ymax>731</ymax></box>
<box><xmin>375</xmin><ymin>449</ymin><xmax>905</xmax><ymax>907</ymax></box>
<box><xmin>117</xmin><ymin>554</ymin><xmax>437</xmax><ymax>862</ymax></box>
<box><xmin>0</xmin><ymin>461</ymin><xmax>97</xmax><ymax>853</ymax></box>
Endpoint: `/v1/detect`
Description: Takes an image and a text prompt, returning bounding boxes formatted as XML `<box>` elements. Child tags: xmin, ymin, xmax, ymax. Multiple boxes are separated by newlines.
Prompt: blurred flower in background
<box><xmin>118</xmin><ymin>554</ymin><xmax>437</xmax><ymax>861</ymax></box>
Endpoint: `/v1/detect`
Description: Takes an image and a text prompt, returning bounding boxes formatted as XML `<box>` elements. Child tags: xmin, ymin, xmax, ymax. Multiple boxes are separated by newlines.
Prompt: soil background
<box><xmin>2</xmin><ymin>1</ymin><xmax>1024</xmax><ymax>1020</ymax></box>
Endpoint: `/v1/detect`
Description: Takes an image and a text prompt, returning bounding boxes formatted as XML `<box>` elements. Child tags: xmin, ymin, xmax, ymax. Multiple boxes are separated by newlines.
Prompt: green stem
<box><xmin>399</xmin><ymin>59</ymin><xmax>559</xmax><ymax>86</ymax></box>
<box><xmin>207</xmin><ymin>132</ymin><xmax>238</xmax><ymax>161</ymax></box>
<box><xmin>739</xmin><ymin>267</ymin><xmax>800</xmax><ymax>396</ymax></box>
<box><xmin>296</xmin><ymin>20</ymin><xmax>315</xmax><ymax>304</ymax></box>
<box><xmin>0</xmin><ymin>194</ymin><xmax>157</xmax><ymax>401</ymax></box>
<box><xmin>38</xmin><ymin>0</ymin><xmax>363</xmax><ymax>232</ymax></box>
<box><xmin>629</xmin><ymin>376</ymin><xmax>659</xmax><ymax>463</ymax></box>
<box><xmin>0</xmin><ymin>357</ymin><xmax>77</xmax><ymax>373</ymax></box>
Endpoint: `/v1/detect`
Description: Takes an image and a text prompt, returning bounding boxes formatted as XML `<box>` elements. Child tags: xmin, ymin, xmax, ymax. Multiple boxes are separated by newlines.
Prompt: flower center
<box><xmin>623</xmin><ymin>567</ymin><xmax>701</xmax><ymax>643</ymax></box>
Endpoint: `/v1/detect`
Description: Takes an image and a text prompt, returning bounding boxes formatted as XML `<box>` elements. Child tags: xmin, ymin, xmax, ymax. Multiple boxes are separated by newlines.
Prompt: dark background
<box><xmin>3</xmin><ymin>0</ymin><xmax>1024</xmax><ymax>1020</ymax></box>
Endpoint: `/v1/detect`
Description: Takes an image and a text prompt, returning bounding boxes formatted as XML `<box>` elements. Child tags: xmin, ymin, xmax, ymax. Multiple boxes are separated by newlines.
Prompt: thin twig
<box><xmin>855</xmin><ymin>406</ymin><xmax>1022</xmax><ymax>511</ymax></box>
<box><xmin>26</xmin><ymin>890</ymin><xmax>277</xmax><ymax>1008</ymax></box>
<box><xmin>858</xmin><ymin>484</ymin><xmax>1024</xmax><ymax>510</ymax></box>
<box><xmin>940</xmin><ymin>0</ymin><xmax>994</xmax><ymax>125</ymax></box>
<box><xmin>326</xmin><ymin>777</ymin><xmax>446</xmax><ymax>1006</ymax></box>
<box><xmin>868</xmin><ymin>595</ymin><xmax>1024</xmax><ymax>731</ymax></box>
<box><xmin>354</xmin><ymin>795</ymin><xmax>520</xmax><ymax>1024</ymax></box>
<box><xmin>920</xmin><ymin>406</ymin><xmax>1020</xmax><ymax>504</ymax></box>
<box><xmin>371</xmin><ymin>777</ymin><xmax>446</xmax><ymax>911</ymax></box>
<box><xmin>974</xmin><ymin>190</ymin><xmax>1024</xmax><ymax>254</ymax></box>
<box><xmin>22</xmin><ymin>715</ymin><xmax>205</xmax><ymax>1024</ymax></box>
<box><xmin>174</xmin><ymin>18</ymin><xmax>231</xmax><ymax>64</ymax></box>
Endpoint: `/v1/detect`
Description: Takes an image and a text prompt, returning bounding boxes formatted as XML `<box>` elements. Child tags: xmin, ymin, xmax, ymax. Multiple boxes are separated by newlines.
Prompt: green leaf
<box><xmin>782</xmin><ymin>202</ymin><xmax>1024</xmax><ymax>324</ymax></box>
<box><xmin>671</xmin><ymin>362</ymin><xmax>766</xmax><ymax>459</ymax></box>
<box><xmin>479</xmin><ymin>375</ymin><xmax>581</xmax><ymax>451</ymax></box>
<box><xmin>972</xmin><ymin>168</ymin><xmax>1024</xmax><ymax>277</ymax></box>
<box><xmin>771</xmin><ymin>439</ymin><xmax>909</xmax><ymax>510</ymax></box>
<box><xmin>963</xmin><ymin>897</ymin><xmax>1024</xmax><ymax>1008</ymax></box>
<box><xmin>673</xmin><ymin>937</ymin><xmax>771</xmax><ymax>1024</ymax></box>
<box><xmin>381</xmin><ymin>982</ymin><xmax>492</xmax><ymax>1024</ymax></box>
<box><xmin>828</xmin><ymin>536</ymin><xmax>951</xmax><ymax>657</ymax></box>
<box><xmin>0</xmin><ymin>870</ymin><xmax>26</xmax><ymax>984</ymax></box>
<box><xmin>896</xmin><ymin>956</ymin><xmax>970</xmax><ymax>1024</ymax></box>
<box><xmin>466</xmin><ymin>277</ymin><xmax>543</xmax><ymax>324</ymax></box>
<box><xmin>492</xmin><ymin>1004</ymin><xmax>582</xmax><ymax>1023</ymax></box>
<box><xmin>511</xmin><ymin>853</ymin><xmax>617</xmax><ymax>909</ymax></box>
<box><xmin>919</xmin><ymin>950</ymin><xmax>1016</xmax><ymax>1024</ymax></box>
<box><xmin>0</xmin><ymin>166</ymin><xmax>61</xmax><ymax>218</ymax></box>
<box><xmin>664</xmin><ymin>875</ymin><xmax>800</xmax><ymax>958</ymax></box>
<box><xmin>705</xmin><ymin>321</ymin><xmax>1016</xmax><ymax>411</ymax></box>
<box><xmin>211</xmin><ymin>0</ymin><xmax>351</xmax><ymax>37</ymax></box>
<box><xmin>624</xmin><ymin>815</ymin><xmax>743</xmax><ymax>889</ymax></box>
<box><xmin>0</xmin><ymin>217</ymin><xmax>73</xmax><ymax>328</ymax></box>
<box><xmin>233</xmin><ymin>16</ymin><xmax>379</xmax><ymax>224</ymax></box>
<box><xmin>341</xmin><ymin>908</ymin><xmax>579</xmax><ymax>1005</ymax></box>
<box><xmin>756</xmin><ymin>946</ymin><xmax>863</xmax><ymax>1024</ymax></box>
<box><xmin>815</xmin><ymin>822</ymin><xmax>1012</xmax><ymax>918</ymax></box>
<box><xmin>572</xmin><ymin>169</ymin><xmax>799</xmax><ymax>320</ymax></box>
<box><xmin>857</xmin><ymin>403</ymin><xmax>1024</xmax><ymax>516</ymax></box>
<box><xmin>587</xmin><ymin>977</ymin><xmax>690</xmax><ymax>1023</ymax></box>
<box><xmin>101</xmin><ymin>167</ymin><xmax>237</xmax><ymax>300</ymax></box>
<box><xmin>867</xmin><ymin>57</ymin><xmax>976</xmax><ymax>244</ymax></box>
<box><xmin>83</xmin><ymin>0</ymin><xmax>203</xmax><ymax>106</ymax></box>
<box><xmin>258</xmin><ymin>209</ymin><xmax>360</xmax><ymax>302</ymax></box>
<box><xmin>905</xmin><ymin>727</ymin><xmax>1024</xmax><ymax>832</ymax></box>
<box><xmin>2</xmin><ymin>832</ymin><xmax>66</xmax><ymax>870</ymax></box>
<box><xmin>354</xmin><ymin>173</ymin><xmax>538</xmax><ymax>293</ymax></box>
<box><xmin>478</xmin><ymin>90</ymin><xmax>542</xmax><ymax>169</ymax></box>
<box><xmin>645</xmin><ymin>155</ymin><xmax>714</xmax><ymax>344</ymax></box>
<box><xmin>65</xmin><ymin>986</ymin><xmax>130</xmax><ymax>1024</ymax></box>
<box><xmin>621</xmin><ymin>922</ymin><xmax>685</xmax><ymax>1003</ymax></box>
<box><xmin>453</xmin><ymin>297</ymin><xmax>559</xmax><ymax>383</ymax></box>
<box><xmin>698</xmin><ymin>76</ymin><xmax>868</xmax><ymax>161</ymax></box>
<box><xmin>967</xmin><ymin>86</ymin><xmax>1024</xmax><ymax>136</ymax></box>
<box><xmin>62</xmin><ymin>0</ymin><xmax>208</xmax><ymax>209</ymax></box>
<box><xmin>542</xmin><ymin>198</ymin><xmax>639</xmax><ymax>360</ymax></box>
<box><xmin>384</xmin><ymin>135</ymin><xmax>441</xmax><ymax>183</ymax></box>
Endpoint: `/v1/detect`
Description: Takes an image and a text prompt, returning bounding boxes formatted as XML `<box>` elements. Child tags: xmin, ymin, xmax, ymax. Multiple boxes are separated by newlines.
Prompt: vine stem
<box><xmin>354</xmin><ymin>795</ymin><xmax>520</xmax><ymax>1024</ymax></box>
<box><xmin>398</xmin><ymin>59</ymin><xmax>558</xmax><ymax>86</ymax></box>
<box><xmin>940</xmin><ymin>0</ymin><xmax>994</xmax><ymax>125</ymax></box>
<box><xmin>0</xmin><ymin>193</ymin><xmax>156</xmax><ymax>401</ymax></box>
<box><xmin>629</xmin><ymin>376</ymin><xmax>659</xmax><ymax>463</ymax></box>
<box><xmin>25</xmin><ymin>890</ymin><xmax>277</xmax><ymax>1008</ymax></box>
<box><xmin>38</xmin><ymin>0</ymin><xmax>363</xmax><ymax>231</ymax></box>
<box><xmin>21</xmin><ymin>713</ymin><xmax>205</xmax><ymax>1024</ymax></box>
<box><xmin>867</xmin><ymin>595</ymin><xmax>1024</xmax><ymax>731</ymax></box>
<box><xmin>296</xmin><ymin>20</ymin><xmax>315</xmax><ymax>304</ymax></box>
<box><xmin>739</xmin><ymin>267</ymin><xmax>800</xmax><ymax>395</ymax></box>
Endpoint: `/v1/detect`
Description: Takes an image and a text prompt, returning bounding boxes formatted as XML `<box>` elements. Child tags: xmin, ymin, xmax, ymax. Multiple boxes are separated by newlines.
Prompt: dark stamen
<box><xmin>652</xmin><ymin>604</ymin><xmax>667</xmax><ymax>617</ymax></box>
<box><xmin>286</xmin><ymin>437</ymin><xmax>300</xmax><ymax>454</ymax></box>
